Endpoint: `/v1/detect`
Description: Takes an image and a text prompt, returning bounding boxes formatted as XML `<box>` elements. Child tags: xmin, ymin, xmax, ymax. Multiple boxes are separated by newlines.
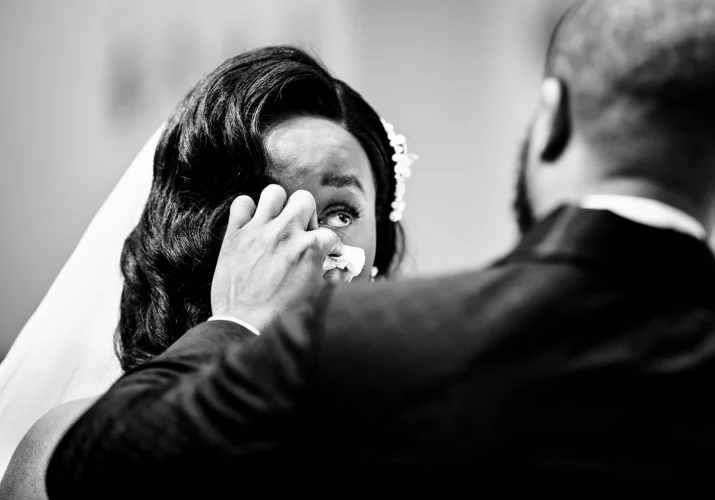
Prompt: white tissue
<box><xmin>322</xmin><ymin>245</ymin><xmax>366</xmax><ymax>277</ymax></box>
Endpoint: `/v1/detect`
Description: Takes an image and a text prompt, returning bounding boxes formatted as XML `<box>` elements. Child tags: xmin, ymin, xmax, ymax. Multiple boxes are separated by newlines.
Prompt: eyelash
<box><xmin>319</xmin><ymin>203</ymin><xmax>362</xmax><ymax>228</ymax></box>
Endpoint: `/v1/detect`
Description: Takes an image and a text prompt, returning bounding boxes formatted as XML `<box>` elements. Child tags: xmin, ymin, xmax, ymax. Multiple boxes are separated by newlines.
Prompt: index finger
<box><xmin>311</xmin><ymin>227</ymin><xmax>344</xmax><ymax>260</ymax></box>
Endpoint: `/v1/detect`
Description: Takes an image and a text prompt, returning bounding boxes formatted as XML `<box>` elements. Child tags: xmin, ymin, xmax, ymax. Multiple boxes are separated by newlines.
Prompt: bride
<box><xmin>0</xmin><ymin>45</ymin><xmax>417</xmax><ymax>498</ymax></box>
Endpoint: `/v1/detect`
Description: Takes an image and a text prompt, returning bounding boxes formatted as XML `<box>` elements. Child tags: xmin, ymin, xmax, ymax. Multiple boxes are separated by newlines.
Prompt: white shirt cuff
<box><xmin>208</xmin><ymin>315</ymin><xmax>261</xmax><ymax>336</ymax></box>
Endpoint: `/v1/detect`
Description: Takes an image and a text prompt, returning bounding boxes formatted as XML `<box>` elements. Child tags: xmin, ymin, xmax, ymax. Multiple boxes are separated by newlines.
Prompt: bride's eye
<box><xmin>319</xmin><ymin>205</ymin><xmax>359</xmax><ymax>229</ymax></box>
<box><xmin>321</xmin><ymin>211</ymin><xmax>353</xmax><ymax>228</ymax></box>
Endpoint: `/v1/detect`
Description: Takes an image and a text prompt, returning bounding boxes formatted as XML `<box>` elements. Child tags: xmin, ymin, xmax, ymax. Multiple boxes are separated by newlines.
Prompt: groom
<box><xmin>47</xmin><ymin>0</ymin><xmax>715</xmax><ymax>495</ymax></box>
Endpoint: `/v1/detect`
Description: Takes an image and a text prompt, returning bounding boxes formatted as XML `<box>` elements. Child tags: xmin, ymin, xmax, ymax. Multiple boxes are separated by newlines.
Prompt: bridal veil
<box><xmin>0</xmin><ymin>125</ymin><xmax>163</xmax><ymax>475</ymax></box>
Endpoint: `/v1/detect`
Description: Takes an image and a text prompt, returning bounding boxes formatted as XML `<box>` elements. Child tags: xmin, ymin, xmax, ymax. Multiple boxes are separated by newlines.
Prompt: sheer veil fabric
<box><xmin>0</xmin><ymin>125</ymin><xmax>163</xmax><ymax>475</ymax></box>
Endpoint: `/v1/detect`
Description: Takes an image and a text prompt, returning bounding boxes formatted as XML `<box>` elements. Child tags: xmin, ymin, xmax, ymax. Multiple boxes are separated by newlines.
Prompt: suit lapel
<box><xmin>502</xmin><ymin>205</ymin><xmax>715</xmax><ymax>303</ymax></box>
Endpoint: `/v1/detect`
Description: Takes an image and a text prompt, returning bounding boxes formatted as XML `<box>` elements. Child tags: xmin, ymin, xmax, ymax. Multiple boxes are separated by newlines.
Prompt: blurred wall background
<box><xmin>0</xmin><ymin>0</ymin><xmax>572</xmax><ymax>361</ymax></box>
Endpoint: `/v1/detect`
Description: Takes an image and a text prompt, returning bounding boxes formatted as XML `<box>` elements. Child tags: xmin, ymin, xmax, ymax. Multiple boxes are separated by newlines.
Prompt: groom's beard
<box><xmin>513</xmin><ymin>134</ymin><xmax>536</xmax><ymax>235</ymax></box>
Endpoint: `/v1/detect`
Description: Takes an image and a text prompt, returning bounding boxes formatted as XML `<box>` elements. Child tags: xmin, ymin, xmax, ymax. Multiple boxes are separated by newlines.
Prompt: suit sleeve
<box><xmin>45</xmin><ymin>308</ymin><xmax>325</xmax><ymax>498</ymax></box>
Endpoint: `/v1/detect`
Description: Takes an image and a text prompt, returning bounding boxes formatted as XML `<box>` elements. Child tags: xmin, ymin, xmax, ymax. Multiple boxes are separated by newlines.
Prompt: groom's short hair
<box><xmin>547</xmin><ymin>0</ymin><xmax>715</xmax><ymax>144</ymax></box>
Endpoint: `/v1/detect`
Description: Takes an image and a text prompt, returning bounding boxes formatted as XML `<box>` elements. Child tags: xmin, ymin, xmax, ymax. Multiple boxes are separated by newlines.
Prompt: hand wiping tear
<box><xmin>322</xmin><ymin>245</ymin><xmax>365</xmax><ymax>283</ymax></box>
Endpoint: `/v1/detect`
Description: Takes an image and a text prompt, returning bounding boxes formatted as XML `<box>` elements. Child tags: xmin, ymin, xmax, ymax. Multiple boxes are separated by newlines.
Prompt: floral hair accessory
<box><xmin>381</xmin><ymin>118</ymin><xmax>419</xmax><ymax>222</ymax></box>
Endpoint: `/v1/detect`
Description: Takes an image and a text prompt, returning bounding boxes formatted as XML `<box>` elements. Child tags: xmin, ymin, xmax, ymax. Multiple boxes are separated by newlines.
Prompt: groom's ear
<box><xmin>538</xmin><ymin>78</ymin><xmax>571</xmax><ymax>163</ymax></box>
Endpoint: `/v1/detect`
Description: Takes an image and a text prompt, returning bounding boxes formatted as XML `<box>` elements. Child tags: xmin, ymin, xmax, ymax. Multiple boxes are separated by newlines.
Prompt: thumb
<box><xmin>311</xmin><ymin>227</ymin><xmax>343</xmax><ymax>260</ymax></box>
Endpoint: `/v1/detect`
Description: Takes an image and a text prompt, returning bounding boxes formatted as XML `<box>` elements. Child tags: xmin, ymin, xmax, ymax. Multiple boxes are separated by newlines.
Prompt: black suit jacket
<box><xmin>46</xmin><ymin>206</ymin><xmax>715</xmax><ymax>496</ymax></box>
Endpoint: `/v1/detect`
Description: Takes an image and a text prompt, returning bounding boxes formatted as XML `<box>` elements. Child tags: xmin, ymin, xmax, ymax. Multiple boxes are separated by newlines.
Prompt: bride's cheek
<box><xmin>322</xmin><ymin>268</ymin><xmax>353</xmax><ymax>284</ymax></box>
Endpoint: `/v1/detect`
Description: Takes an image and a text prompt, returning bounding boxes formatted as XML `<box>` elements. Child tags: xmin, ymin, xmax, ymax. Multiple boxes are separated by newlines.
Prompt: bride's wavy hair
<box><xmin>116</xmin><ymin>46</ymin><xmax>405</xmax><ymax>371</ymax></box>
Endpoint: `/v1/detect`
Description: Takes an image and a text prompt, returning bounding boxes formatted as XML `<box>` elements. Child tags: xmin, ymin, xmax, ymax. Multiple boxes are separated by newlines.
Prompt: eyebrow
<box><xmin>321</xmin><ymin>173</ymin><xmax>365</xmax><ymax>193</ymax></box>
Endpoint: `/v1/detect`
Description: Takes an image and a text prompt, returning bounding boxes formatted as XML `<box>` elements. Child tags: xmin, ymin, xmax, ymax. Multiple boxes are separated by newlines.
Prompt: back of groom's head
<box><xmin>549</xmin><ymin>0</ymin><xmax>715</xmax><ymax>146</ymax></box>
<box><xmin>517</xmin><ymin>0</ymin><xmax>715</xmax><ymax>233</ymax></box>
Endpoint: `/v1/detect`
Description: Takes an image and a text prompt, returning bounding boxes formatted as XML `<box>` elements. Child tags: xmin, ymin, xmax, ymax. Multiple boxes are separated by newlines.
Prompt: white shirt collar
<box><xmin>579</xmin><ymin>194</ymin><xmax>707</xmax><ymax>240</ymax></box>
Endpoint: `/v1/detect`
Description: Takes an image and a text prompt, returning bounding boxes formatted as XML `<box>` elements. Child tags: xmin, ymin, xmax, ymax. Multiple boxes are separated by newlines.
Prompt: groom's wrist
<box><xmin>208</xmin><ymin>315</ymin><xmax>261</xmax><ymax>336</ymax></box>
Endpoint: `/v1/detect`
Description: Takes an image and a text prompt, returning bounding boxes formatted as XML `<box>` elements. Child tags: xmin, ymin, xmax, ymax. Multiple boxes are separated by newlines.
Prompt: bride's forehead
<box><xmin>265</xmin><ymin>116</ymin><xmax>369</xmax><ymax>180</ymax></box>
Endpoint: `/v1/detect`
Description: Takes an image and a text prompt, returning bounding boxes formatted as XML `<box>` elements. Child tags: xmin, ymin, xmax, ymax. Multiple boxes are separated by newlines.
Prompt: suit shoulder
<box><xmin>326</xmin><ymin>266</ymin><xmax>513</xmax><ymax>315</ymax></box>
<box><xmin>324</xmin><ymin>259</ymin><xmax>587</xmax><ymax>336</ymax></box>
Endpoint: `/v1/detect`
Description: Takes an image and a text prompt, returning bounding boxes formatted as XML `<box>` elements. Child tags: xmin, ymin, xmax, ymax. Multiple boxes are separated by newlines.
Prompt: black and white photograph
<box><xmin>1</xmin><ymin>0</ymin><xmax>713</xmax><ymax>496</ymax></box>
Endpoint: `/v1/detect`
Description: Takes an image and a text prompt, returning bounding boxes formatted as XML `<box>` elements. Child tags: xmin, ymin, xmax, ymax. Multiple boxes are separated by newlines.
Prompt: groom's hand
<box><xmin>210</xmin><ymin>184</ymin><xmax>343</xmax><ymax>331</ymax></box>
